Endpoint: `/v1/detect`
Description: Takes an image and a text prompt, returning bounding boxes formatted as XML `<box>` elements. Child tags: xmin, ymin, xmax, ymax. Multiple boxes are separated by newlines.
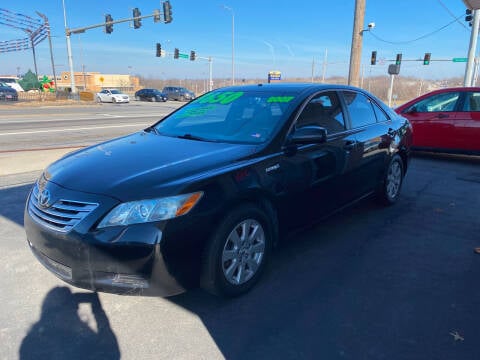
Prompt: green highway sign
<box><xmin>452</xmin><ymin>58</ymin><xmax>468</xmax><ymax>62</ymax></box>
<box><xmin>179</xmin><ymin>53</ymin><xmax>189</xmax><ymax>59</ymax></box>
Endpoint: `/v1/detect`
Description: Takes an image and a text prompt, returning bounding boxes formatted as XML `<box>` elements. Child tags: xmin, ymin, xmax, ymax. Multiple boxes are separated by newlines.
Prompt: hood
<box><xmin>45</xmin><ymin>131</ymin><xmax>258</xmax><ymax>201</ymax></box>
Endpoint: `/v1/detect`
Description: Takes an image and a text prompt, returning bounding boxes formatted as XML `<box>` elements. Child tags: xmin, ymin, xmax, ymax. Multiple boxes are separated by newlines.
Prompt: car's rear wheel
<box><xmin>201</xmin><ymin>204</ymin><xmax>272</xmax><ymax>297</ymax></box>
<box><xmin>377</xmin><ymin>154</ymin><xmax>404</xmax><ymax>205</ymax></box>
<box><xmin>151</xmin><ymin>96</ymin><xmax>156</xmax><ymax>102</ymax></box>
<box><xmin>135</xmin><ymin>96</ymin><xmax>140</xmax><ymax>101</ymax></box>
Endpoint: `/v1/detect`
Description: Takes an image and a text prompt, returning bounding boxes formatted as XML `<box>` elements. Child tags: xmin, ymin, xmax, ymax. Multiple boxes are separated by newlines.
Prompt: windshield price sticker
<box><xmin>267</xmin><ymin>96</ymin><xmax>294</xmax><ymax>103</ymax></box>
<box><xmin>198</xmin><ymin>91</ymin><xmax>244</xmax><ymax>105</ymax></box>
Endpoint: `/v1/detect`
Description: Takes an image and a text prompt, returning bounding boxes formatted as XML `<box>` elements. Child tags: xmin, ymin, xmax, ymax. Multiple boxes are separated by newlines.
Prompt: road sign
<box><xmin>179</xmin><ymin>53</ymin><xmax>188</xmax><ymax>59</ymax></box>
<box><xmin>452</xmin><ymin>58</ymin><xmax>468</xmax><ymax>62</ymax></box>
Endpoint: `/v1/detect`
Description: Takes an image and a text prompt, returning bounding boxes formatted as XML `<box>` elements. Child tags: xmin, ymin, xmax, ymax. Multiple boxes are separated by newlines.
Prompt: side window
<box><xmin>372</xmin><ymin>101</ymin><xmax>389</xmax><ymax>122</ymax></box>
<box><xmin>343</xmin><ymin>91</ymin><xmax>377</xmax><ymax>128</ymax></box>
<box><xmin>405</xmin><ymin>92</ymin><xmax>460</xmax><ymax>113</ymax></box>
<box><xmin>296</xmin><ymin>91</ymin><xmax>345</xmax><ymax>134</ymax></box>
<box><xmin>462</xmin><ymin>92</ymin><xmax>480</xmax><ymax>111</ymax></box>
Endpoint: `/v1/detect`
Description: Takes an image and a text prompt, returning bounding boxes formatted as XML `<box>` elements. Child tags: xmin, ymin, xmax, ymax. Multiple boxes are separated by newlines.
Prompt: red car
<box><xmin>395</xmin><ymin>87</ymin><xmax>480</xmax><ymax>154</ymax></box>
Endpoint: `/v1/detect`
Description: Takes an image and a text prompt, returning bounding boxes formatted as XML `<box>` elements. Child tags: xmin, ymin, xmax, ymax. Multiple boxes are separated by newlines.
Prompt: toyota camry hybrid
<box><xmin>24</xmin><ymin>83</ymin><xmax>412</xmax><ymax>298</ymax></box>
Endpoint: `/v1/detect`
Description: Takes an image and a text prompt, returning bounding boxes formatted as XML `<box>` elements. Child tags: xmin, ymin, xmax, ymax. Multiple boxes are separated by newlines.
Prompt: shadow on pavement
<box><xmin>19</xmin><ymin>287</ymin><xmax>120</xmax><ymax>360</ymax></box>
<box><xmin>168</xmin><ymin>187</ymin><xmax>480</xmax><ymax>359</ymax></box>
<box><xmin>0</xmin><ymin>182</ymin><xmax>33</xmax><ymax>227</ymax></box>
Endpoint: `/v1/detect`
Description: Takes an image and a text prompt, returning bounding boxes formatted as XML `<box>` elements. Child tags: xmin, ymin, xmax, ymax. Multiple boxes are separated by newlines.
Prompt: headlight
<box><xmin>97</xmin><ymin>191</ymin><xmax>203</xmax><ymax>228</ymax></box>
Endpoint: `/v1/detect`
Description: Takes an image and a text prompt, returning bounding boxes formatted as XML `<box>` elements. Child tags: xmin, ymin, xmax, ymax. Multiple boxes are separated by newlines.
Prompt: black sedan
<box><xmin>24</xmin><ymin>83</ymin><xmax>412</xmax><ymax>297</ymax></box>
<box><xmin>134</xmin><ymin>88</ymin><xmax>167</xmax><ymax>102</ymax></box>
<box><xmin>0</xmin><ymin>82</ymin><xmax>18</xmax><ymax>101</ymax></box>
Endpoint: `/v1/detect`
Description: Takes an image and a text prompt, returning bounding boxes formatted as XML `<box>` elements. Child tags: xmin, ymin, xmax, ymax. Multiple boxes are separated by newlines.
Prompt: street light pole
<box><xmin>223</xmin><ymin>5</ymin><xmax>235</xmax><ymax>85</ymax></box>
<box><xmin>62</xmin><ymin>0</ymin><xmax>76</xmax><ymax>94</ymax></box>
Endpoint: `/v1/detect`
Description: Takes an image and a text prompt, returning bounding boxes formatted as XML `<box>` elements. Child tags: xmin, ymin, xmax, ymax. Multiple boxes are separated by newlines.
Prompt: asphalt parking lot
<box><xmin>1</xmin><ymin>152</ymin><xmax>479</xmax><ymax>360</ymax></box>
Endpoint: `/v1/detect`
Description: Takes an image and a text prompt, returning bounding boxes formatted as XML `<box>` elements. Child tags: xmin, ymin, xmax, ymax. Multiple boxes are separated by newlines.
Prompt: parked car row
<box><xmin>96</xmin><ymin>87</ymin><xmax>196</xmax><ymax>104</ymax></box>
<box><xmin>135</xmin><ymin>87</ymin><xmax>196</xmax><ymax>102</ymax></box>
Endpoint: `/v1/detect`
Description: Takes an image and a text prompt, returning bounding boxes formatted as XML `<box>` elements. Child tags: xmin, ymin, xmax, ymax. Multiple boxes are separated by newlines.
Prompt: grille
<box><xmin>28</xmin><ymin>184</ymin><xmax>98</xmax><ymax>233</ymax></box>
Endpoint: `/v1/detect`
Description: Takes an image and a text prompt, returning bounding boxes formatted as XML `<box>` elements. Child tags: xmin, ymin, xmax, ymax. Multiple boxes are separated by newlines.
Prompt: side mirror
<box><xmin>290</xmin><ymin>125</ymin><xmax>328</xmax><ymax>144</ymax></box>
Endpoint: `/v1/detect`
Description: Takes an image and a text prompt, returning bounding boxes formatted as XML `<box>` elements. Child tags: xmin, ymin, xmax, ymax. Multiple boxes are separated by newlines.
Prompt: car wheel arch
<box><xmin>199</xmin><ymin>200</ymin><xmax>276</xmax><ymax>297</ymax></box>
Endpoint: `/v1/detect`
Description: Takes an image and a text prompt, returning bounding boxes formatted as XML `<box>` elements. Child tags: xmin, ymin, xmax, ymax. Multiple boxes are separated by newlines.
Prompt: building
<box><xmin>54</xmin><ymin>71</ymin><xmax>140</xmax><ymax>92</ymax></box>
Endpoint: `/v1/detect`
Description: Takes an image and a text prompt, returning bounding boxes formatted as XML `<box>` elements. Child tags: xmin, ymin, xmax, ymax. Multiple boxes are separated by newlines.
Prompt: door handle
<box><xmin>344</xmin><ymin>140</ymin><xmax>357</xmax><ymax>150</ymax></box>
<box><xmin>437</xmin><ymin>113</ymin><xmax>449</xmax><ymax>119</ymax></box>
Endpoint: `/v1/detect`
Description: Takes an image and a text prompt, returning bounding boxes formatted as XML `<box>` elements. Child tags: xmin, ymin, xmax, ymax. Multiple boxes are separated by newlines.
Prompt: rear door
<box><xmin>341</xmin><ymin>90</ymin><xmax>391</xmax><ymax>198</ymax></box>
<box><xmin>456</xmin><ymin>90</ymin><xmax>480</xmax><ymax>152</ymax></box>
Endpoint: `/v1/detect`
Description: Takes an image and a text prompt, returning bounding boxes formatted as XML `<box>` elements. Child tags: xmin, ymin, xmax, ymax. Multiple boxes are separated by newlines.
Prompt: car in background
<box><xmin>395</xmin><ymin>87</ymin><xmax>480</xmax><ymax>154</ymax></box>
<box><xmin>162</xmin><ymin>86</ymin><xmax>195</xmax><ymax>101</ymax></box>
<box><xmin>0</xmin><ymin>82</ymin><xmax>18</xmax><ymax>101</ymax></box>
<box><xmin>24</xmin><ymin>83</ymin><xmax>412</xmax><ymax>298</ymax></box>
<box><xmin>96</xmin><ymin>89</ymin><xmax>130</xmax><ymax>103</ymax></box>
<box><xmin>134</xmin><ymin>88</ymin><xmax>167</xmax><ymax>102</ymax></box>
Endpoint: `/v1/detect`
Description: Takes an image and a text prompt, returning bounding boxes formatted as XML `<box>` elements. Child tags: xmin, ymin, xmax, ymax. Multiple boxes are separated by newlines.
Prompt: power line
<box><xmin>369</xmin><ymin>15</ymin><xmax>462</xmax><ymax>45</ymax></box>
<box><xmin>436</xmin><ymin>0</ymin><xmax>468</xmax><ymax>30</ymax></box>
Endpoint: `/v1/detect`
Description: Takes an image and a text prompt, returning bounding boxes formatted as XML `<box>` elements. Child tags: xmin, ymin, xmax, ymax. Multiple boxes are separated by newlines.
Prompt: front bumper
<box><xmin>24</xmin><ymin>183</ymin><xmax>186</xmax><ymax>296</ymax></box>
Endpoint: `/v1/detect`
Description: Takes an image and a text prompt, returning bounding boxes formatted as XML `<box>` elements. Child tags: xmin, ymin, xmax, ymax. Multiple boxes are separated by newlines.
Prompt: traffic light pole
<box><xmin>66</xmin><ymin>13</ymin><xmax>163</xmax><ymax>36</ymax></box>
<box><xmin>63</xmin><ymin>11</ymin><xmax>169</xmax><ymax>94</ymax></box>
<box><xmin>197</xmin><ymin>56</ymin><xmax>213</xmax><ymax>91</ymax></box>
<box><xmin>464</xmin><ymin>9</ymin><xmax>480</xmax><ymax>86</ymax></box>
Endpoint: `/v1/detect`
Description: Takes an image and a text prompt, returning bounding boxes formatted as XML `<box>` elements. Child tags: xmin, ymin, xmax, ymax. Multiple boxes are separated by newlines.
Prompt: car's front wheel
<box><xmin>201</xmin><ymin>204</ymin><xmax>273</xmax><ymax>297</ymax></box>
<box><xmin>96</xmin><ymin>97</ymin><xmax>102</xmax><ymax>103</ymax></box>
<box><xmin>112</xmin><ymin>98</ymin><xmax>116</xmax><ymax>103</ymax></box>
<box><xmin>151</xmin><ymin>96</ymin><xmax>156</xmax><ymax>102</ymax></box>
<box><xmin>377</xmin><ymin>154</ymin><xmax>404</xmax><ymax>205</ymax></box>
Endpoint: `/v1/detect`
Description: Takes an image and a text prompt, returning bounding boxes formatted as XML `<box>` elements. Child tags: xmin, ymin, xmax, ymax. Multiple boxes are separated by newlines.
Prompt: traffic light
<box><xmin>466</xmin><ymin>9</ymin><xmax>473</xmax><ymax>23</ymax></box>
<box><xmin>105</xmin><ymin>14</ymin><xmax>113</xmax><ymax>34</ymax></box>
<box><xmin>156</xmin><ymin>43</ymin><xmax>162</xmax><ymax>57</ymax></box>
<box><xmin>133</xmin><ymin>8</ymin><xmax>142</xmax><ymax>29</ymax></box>
<box><xmin>395</xmin><ymin>53</ymin><xmax>402</xmax><ymax>65</ymax></box>
<box><xmin>163</xmin><ymin>1</ymin><xmax>173</xmax><ymax>23</ymax></box>
<box><xmin>423</xmin><ymin>52</ymin><xmax>431</xmax><ymax>65</ymax></box>
<box><xmin>174</xmin><ymin>48</ymin><xmax>179</xmax><ymax>59</ymax></box>
<box><xmin>190</xmin><ymin>50</ymin><xmax>196</xmax><ymax>61</ymax></box>
<box><xmin>370</xmin><ymin>51</ymin><xmax>377</xmax><ymax>65</ymax></box>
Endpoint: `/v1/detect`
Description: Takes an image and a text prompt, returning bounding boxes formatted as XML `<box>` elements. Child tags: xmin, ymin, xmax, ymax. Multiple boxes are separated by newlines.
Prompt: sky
<box><xmin>0</xmin><ymin>0</ymin><xmax>474</xmax><ymax>81</ymax></box>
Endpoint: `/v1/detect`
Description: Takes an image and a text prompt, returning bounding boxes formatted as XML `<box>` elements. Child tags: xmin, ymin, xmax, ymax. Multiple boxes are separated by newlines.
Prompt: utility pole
<box><xmin>348</xmin><ymin>0</ymin><xmax>366</xmax><ymax>87</ymax></box>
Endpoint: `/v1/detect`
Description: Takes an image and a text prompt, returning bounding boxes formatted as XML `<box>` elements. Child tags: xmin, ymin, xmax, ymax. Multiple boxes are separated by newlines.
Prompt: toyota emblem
<box><xmin>38</xmin><ymin>189</ymin><xmax>51</xmax><ymax>208</ymax></box>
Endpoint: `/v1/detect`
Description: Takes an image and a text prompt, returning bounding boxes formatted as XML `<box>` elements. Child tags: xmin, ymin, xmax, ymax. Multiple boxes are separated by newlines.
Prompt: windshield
<box><xmin>154</xmin><ymin>90</ymin><xmax>296</xmax><ymax>144</ymax></box>
<box><xmin>110</xmin><ymin>90</ymin><xmax>122</xmax><ymax>94</ymax></box>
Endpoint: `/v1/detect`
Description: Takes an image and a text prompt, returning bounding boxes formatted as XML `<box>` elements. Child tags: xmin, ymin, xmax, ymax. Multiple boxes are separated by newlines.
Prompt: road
<box><xmin>0</xmin><ymin>101</ymin><xmax>182</xmax><ymax>151</ymax></box>
<box><xmin>1</xmin><ymin>105</ymin><xmax>480</xmax><ymax>359</ymax></box>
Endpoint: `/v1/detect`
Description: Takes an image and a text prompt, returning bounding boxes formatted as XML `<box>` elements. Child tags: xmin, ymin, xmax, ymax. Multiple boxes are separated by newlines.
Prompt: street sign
<box><xmin>179</xmin><ymin>53</ymin><xmax>188</xmax><ymax>59</ymax></box>
<box><xmin>452</xmin><ymin>58</ymin><xmax>468</xmax><ymax>62</ymax></box>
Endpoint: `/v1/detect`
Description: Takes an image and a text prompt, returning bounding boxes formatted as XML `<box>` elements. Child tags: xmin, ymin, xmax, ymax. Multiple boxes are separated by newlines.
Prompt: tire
<box><xmin>151</xmin><ymin>96</ymin><xmax>156</xmax><ymax>102</ymax></box>
<box><xmin>201</xmin><ymin>204</ymin><xmax>273</xmax><ymax>297</ymax></box>
<box><xmin>377</xmin><ymin>154</ymin><xmax>404</xmax><ymax>205</ymax></box>
<box><xmin>180</xmin><ymin>95</ymin><xmax>185</xmax><ymax>102</ymax></box>
<box><xmin>96</xmin><ymin>97</ymin><xmax>102</xmax><ymax>103</ymax></box>
<box><xmin>135</xmin><ymin>96</ymin><xmax>140</xmax><ymax>101</ymax></box>
<box><xmin>112</xmin><ymin>98</ymin><xmax>116</xmax><ymax>103</ymax></box>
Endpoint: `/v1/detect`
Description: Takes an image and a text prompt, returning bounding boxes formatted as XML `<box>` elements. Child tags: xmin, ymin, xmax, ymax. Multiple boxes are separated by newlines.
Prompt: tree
<box><xmin>19</xmin><ymin>70</ymin><xmax>41</xmax><ymax>91</ymax></box>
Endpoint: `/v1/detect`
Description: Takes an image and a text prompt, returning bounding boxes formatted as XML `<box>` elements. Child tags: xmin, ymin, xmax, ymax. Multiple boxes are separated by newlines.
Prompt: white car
<box><xmin>96</xmin><ymin>89</ymin><xmax>130</xmax><ymax>103</ymax></box>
